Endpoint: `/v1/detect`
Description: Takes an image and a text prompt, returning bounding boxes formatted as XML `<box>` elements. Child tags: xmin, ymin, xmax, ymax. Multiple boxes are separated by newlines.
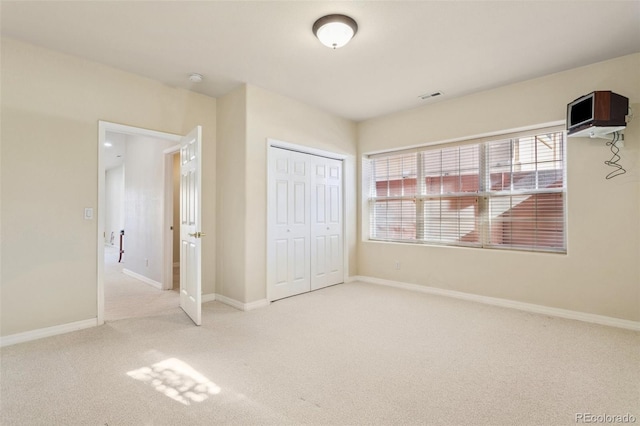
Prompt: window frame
<box><xmin>364</xmin><ymin>124</ymin><xmax>567</xmax><ymax>254</ymax></box>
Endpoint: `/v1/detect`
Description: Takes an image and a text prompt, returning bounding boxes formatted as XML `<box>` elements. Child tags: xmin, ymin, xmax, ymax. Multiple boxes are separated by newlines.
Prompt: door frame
<box><xmin>162</xmin><ymin>145</ymin><xmax>180</xmax><ymax>291</ymax></box>
<box><xmin>97</xmin><ymin>121</ymin><xmax>181</xmax><ymax>325</ymax></box>
<box><xmin>266</xmin><ymin>138</ymin><xmax>348</xmax><ymax>302</ymax></box>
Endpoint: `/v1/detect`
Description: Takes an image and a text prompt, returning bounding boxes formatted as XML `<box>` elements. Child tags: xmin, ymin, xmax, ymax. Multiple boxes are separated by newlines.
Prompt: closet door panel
<box><xmin>268</xmin><ymin>148</ymin><xmax>311</xmax><ymax>301</ymax></box>
<box><xmin>311</xmin><ymin>156</ymin><xmax>344</xmax><ymax>290</ymax></box>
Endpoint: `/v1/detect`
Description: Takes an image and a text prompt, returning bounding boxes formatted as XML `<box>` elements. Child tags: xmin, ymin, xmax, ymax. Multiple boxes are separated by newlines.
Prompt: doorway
<box><xmin>97</xmin><ymin>122</ymin><xmax>189</xmax><ymax>324</ymax></box>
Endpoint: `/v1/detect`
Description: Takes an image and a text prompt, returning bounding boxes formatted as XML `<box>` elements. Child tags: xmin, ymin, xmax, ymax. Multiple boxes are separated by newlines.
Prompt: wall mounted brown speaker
<box><xmin>567</xmin><ymin>91</ymin><xmax>629</xmax><ymax>137</ymax></box>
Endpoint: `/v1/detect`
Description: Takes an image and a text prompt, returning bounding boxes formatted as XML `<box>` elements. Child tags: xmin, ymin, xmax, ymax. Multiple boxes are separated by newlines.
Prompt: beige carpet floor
<box><xmin>104</xmin><ymin>245</ymin><xmax>180</xmax><ymax>322</ymax></box>
<box><xmin>1</xmin><ymin>281</ymin><xmax>638</xmax><ymax>425</ymax></box>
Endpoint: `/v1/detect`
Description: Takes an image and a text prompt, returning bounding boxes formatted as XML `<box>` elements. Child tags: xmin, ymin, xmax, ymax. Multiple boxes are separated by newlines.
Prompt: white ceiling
<box><xmin>104</xmin><ymin>132</ymin><xmax>127</xmax><ymax>171</ymax></box>
<box><xmin>2</xmin><ymin>1</ymin><xmax>639</xmax><ymax>121</ymax></box>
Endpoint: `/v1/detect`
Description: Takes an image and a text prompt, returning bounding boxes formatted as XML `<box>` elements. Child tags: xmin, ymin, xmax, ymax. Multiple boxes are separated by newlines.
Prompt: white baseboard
<box><xmin>214</xmin><ymin>294</ymin><xmax>244</xmax><ymax>310</ymax></box>
<box><xmin>122</xmin><ymin>268</ymin><xmax>163</xmax><ymax>290</ymax></box>
<box><xmin>0</xmin><ymin>293</ymin><xmax>268</xmax><ymax>347</ymax></box>
<box><xmin>215</xmin><ymin>294</ymin><xmax>270</xmax><ymax>311</ymax></box>
<box><xmin>352</xmin><ymin>275</ymin><xmax>640</xmax><ymax>331</ymax></box>
<box><xmin>244</xmin><ymin>298</ymin><xmax>271</xmax><ymax>311</ymax></box>
<box><xmin>0</xmin><ymin>318</ymin><xmax>98</xmax><ymax>347</ymax></box>
<box><xmin>202</xmin><ymin>293</ymin><xmax>216</xmax><ymax>303</ymax></box>
<box><xmin>179</xmin><ymin>293</ymin><xmax>269</xmax><ymax>310</ymax></box>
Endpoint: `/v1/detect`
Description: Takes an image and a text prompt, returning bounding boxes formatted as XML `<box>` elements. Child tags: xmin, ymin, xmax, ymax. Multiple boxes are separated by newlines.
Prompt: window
<box><xmin>367</xmin><ymin>129</ymin><xmax>566</xmax><ymax>253</ymax></box>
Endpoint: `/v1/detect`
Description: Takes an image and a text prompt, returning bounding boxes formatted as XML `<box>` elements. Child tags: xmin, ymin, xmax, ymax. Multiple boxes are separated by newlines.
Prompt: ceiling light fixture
<box><xmin>312</xmin><ymin>14</ymin><xmax>358</xmax><ymax>49</ymax></box>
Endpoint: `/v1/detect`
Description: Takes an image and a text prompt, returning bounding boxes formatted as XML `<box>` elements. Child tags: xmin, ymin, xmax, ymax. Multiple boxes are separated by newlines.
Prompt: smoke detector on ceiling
<box><xmin>189</xmin><ymin>73</ymin><xmax>203</xmax><ymax>83</ymax></box>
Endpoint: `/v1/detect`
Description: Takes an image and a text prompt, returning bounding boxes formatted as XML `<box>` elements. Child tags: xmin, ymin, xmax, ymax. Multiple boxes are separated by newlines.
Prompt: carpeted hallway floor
<box><xmin>104</xmin><ymin>245</ymin><xmax>180</xmax><ymax>322</ymax></box>
<box><xmin>1</xmin><ymin>281</ymin><xmax>638</xmax><ymax>425</ymax></box>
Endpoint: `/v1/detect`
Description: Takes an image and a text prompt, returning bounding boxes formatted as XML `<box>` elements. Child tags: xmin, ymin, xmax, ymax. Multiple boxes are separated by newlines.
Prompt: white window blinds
<box><xmin>369</xmin><ymin>152</ymin><xmax>418</xmax><ymax>241</ymax></box>
<box><xmin>485</xmin><ymin>133</ymin><xmax>565</xmax><ymax>251</ymax></box>
<box><xmin>367</xmin><ymin>130</ymin><xmax>566</xmax><ymax>253</ymax></box>
<box><xmin>421</xmin><ymin>144</ymin><xmax>481</xmax><ymax>246</ymax></box>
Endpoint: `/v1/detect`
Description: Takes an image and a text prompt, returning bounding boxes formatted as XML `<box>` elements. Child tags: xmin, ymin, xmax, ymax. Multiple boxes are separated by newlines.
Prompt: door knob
<box><xmin>188</xmin><ymin>232</ymin><xmax>206</xmax><ymax>238</ymax></box>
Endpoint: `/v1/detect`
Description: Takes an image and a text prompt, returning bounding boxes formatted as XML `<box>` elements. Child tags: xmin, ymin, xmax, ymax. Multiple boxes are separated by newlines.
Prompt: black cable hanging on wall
<box><xmin>604</xmin><ymin>131</ymin><xmax>626</xmax><ymax>180</ymax></box>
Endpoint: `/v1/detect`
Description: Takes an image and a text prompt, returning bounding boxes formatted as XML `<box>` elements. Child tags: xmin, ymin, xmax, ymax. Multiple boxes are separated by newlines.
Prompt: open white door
<box><xmin>179</xmin><ymin>126</ymin><xmax>203</xmax><ymax>325</ymax></box>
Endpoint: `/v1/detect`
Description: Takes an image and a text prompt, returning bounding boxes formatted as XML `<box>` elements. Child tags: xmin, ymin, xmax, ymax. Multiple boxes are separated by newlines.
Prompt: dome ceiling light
<box><xmin>312</xmin><ymin>14</ymin><xmax>358</xmax><ymax>49</ymax></box>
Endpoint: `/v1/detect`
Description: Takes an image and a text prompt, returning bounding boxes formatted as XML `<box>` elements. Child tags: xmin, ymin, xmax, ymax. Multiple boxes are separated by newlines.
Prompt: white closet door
<box><xmin>268</xmin><ymin>148</ymin><xmax>311</xmax><ymax>301</ymax></box>
<box><xmin>268</xmin><ymin>146</ymin><xmax>344</xmax><ymax>302</ymax></box>
<box><xmin>311</xmin><ymin>156</ymin><xmax>344</xmax><ymax>290</ymax></box>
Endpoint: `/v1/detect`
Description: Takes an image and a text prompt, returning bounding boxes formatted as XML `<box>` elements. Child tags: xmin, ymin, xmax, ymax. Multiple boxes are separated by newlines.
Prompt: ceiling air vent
<box><xmin>419</xmin><ymin>91</ymin><xmax>443</xmax><ymax>100</ymax></box>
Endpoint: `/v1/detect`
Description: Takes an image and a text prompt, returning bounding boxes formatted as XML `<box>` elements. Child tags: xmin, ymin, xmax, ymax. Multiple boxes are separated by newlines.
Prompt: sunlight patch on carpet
<box><xmin>127</xmin><ymin>358</ymin><xmax>221</xmax><ymax>405</ymax></box>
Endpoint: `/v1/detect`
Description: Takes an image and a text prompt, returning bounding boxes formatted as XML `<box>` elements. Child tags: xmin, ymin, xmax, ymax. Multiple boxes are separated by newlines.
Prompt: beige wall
<box><xmin>215</xmin><ymin>84</ymin><xmax>358</xmax><ymax>303</ymax></box>
<box><xmin>215</xmin><ymin>85</ymin><xmax>247</xmax><ymax>302</ymax></box>
<box><xmin>358</xmin><ymin>53</ymin><xmax>640</xmax><ymax>321</ymax></box>
<box><xmin>0</xmin><ymin>38</ymin><xmax>217</xmax><ymax>336</ymax></box>
<box><xmin>245</xmin><ymin>85</ymin><xmax>358</xmax><ymax>302</ymax></box>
